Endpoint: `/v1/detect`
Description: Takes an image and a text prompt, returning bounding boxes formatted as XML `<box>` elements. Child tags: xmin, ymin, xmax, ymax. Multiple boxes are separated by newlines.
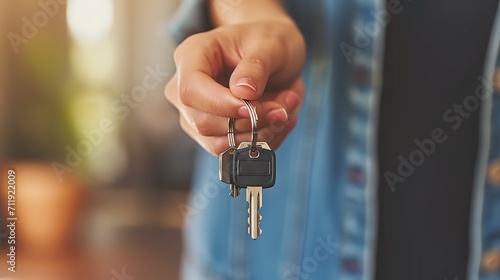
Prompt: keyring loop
<box><xmin>227</xmin><ymin>100</ymin><xmax>258</xmax><ymax>152</ymax></box>
<box><xmin>227</xmin><ymin>118</ymin><xmax>235</xmax><ymax>148</ymax></box>
<box><xmin>242</xmin><ymin>99</ymin><xmax>258</xmax><ymax>152</ymax></box>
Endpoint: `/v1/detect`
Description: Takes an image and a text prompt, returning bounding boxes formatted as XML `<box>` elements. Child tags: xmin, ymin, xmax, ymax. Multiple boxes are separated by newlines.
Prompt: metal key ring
<box><xmin>227</xmin><ymin>118</ymin><xmax>235</xmax><ymax>148</ymax></box>
<box><xmin>228</xmin><ymin>100</ymin><xmax>258</xmax><ymax>152</ymax></box>
<box><xmin>242</xmin><ymin>99</ymin><xmax>258</xmax><ymax>152</ymax></box>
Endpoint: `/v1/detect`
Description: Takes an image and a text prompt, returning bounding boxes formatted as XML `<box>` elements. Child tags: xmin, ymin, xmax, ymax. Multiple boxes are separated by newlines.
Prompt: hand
<box><xmin>165</xmin><ymin>20</ymin><xmax>306</xmax><ymax>156</ymax></box>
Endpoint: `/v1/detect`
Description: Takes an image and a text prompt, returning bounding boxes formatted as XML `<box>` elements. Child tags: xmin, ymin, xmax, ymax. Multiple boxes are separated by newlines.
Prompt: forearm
<box><xmin>209</xmin><ymin>0</ymin><xmax>293</xmax><ymax>26</ymax></box>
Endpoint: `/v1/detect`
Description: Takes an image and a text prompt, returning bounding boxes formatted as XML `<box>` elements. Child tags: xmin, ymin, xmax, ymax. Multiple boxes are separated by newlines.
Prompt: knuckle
<box><xmin>207</xmin><ymin>146</ymin><xmax>219</xmax><ymax>157</ymax></box>
<box><xmin>211</xmin><ymin>137</ymin><xmax>228</xmax><ymax>156</ymax></box>
<box><xmin>177</xmin><ymin>77</ymin><xmax>194</xmax><ymax>106</ymax></box>
<box><xmin>173</xmin><ymin>35</ymin><xmax>195</xmax><ymax>63</ymax></box>
<box><xmin>164</xmin><ymin>78</ymin><xmax>176</xmax><ymax>102</ymax></box>
<box><xmin>204</xmin><ymin>142</ymin><xmax>219</xmax><ymax>157</ymax></box>
<box><xmin>193</xmin><ymin>114</ymin><xmax>213</xmax><ymax>136</ymax></box>
<box><xmin>211</xmin><ymin>95</ymin><xmax>224</xmax><ymax>117</ymax></box>
<box><xmin>173</xmin><ymin>44</ymin><xmax>188</xmax><ymax>66</ymax></box>
<box><xmin>245</xmin><ymin>57</ymin><xmax>268</xmax><ymax>74</ymax></box>
<box><xmin>174</xmin><ymin>33</ymin><xmax>206</xmax><ymax>64</ymax></box>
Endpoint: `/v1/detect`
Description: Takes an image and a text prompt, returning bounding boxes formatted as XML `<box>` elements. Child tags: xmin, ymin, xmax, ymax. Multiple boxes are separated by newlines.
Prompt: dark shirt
<box><xmin>376</xmin><ymin>0</ymin><xmax>499</xmax><ymax>279</ymax></box>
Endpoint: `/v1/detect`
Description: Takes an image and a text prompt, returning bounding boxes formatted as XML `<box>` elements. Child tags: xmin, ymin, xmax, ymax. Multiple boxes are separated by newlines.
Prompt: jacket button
<box><xmin>341</xmin><ymin>257</ymin><xmax>362</xmax><ymax>273</ymax></box>
<box><xmin>495</xmin><ymin>67</ymin><xmax>500</xmax><ymax>93</ymax></box>
<box><xmin>347</xmin><ymin>166</ymin><xmax>366</xmax><ymax>186</ymax></box>
<box><xmin>482</xmin><ymin>249</ymin><xmax>500</xmax><ymax>272</ymax></box>
<box><xmin>488</xmin><ymin>160</ymin><xmax>500</xmax><ymax>185</ymax></box>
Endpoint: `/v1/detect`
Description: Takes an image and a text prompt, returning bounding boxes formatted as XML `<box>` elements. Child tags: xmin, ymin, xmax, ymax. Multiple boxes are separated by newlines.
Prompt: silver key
<box><xmin>218</xmin><ymin>118</ymin><xmax>240</xmax><ymax>198</ymax></box>
<box><xmin>219</xmin><ymin>147</ymin><xmax>239</xmax><ymax>198</ymax></box>
<box><xmin>246</xmin><ymin>186</ymin><xmax>262</xmax><ymax>239</ymax></box>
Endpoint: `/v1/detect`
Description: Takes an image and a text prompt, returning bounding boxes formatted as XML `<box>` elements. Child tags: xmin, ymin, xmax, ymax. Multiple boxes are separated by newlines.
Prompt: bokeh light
<box><xmin>66</xmin><ymin>0</ymin><xmax>115</xmax><ymax>45</ymax></box>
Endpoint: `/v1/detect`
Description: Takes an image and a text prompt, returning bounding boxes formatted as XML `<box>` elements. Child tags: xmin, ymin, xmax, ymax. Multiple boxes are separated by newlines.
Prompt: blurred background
<box><xmin>0</xmin><ymin>0</ymin><xmax>197</xmax><ymax>279</ymax></box>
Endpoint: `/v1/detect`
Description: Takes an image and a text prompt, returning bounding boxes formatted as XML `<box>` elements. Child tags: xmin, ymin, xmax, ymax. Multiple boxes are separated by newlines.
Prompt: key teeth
<box><xmin>246</xmin><ymin>186</ymin><xmax>263</xmax><ymax>240</ymax></box>
<box><xmin>248</xmin><ymin>227</ymin><xmax>261</xmax><ymax>239</ymax></box>
<box><xmin>249</xmin><ymin>228</ymin><xmax>261</xmax><ymax>240</ymax></box>
<box><xmin>248</xmin><ymin>216</ymin><xmax>262</xmax><ymax>225</ymax></box>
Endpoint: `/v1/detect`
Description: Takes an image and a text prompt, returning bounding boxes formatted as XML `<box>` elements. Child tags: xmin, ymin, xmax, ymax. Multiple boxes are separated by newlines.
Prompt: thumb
<box><xmin>229</xmin><ymin>56</ymin><xmax>271</xmax><ymax>100</ymax></box>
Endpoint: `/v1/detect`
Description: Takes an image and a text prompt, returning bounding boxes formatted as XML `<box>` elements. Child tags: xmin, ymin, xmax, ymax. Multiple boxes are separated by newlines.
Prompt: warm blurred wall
<box><xmin>2</xmin><ymin>1</ymin><xmax>71</xmax><ymax>162</ymax></box>
<box><xmin>0</xmin><ymin>0</ymin><xmax>6</xmax><ymax>160</ymax></box>
<box><xmin>123</xmin><ymin>0</ymin><xmax>181</xmax><ymax>158</ymax></box>
<box><xmin>119</xmin><ymin>0</ymin><xmax>196</xmax><ymax>189</ymax></box>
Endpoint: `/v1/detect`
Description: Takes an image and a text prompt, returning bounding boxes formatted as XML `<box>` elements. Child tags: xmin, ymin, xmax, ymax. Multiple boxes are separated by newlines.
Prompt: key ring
<box><xmin>228</xmin><ymin>100</ymin><xmax>258</xmax><ymax>153</ymax></box>
<box><xmin>242</xmin><ymin>99</ymin><xmax>258</xmax><ymax>152</ymax></box>
<box><xmin>227</xmin><ymin>118</ymin><xmax>235</xmax><ymax>148</ymax></box>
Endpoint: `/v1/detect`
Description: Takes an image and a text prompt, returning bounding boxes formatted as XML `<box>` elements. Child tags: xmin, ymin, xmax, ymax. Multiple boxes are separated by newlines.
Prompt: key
<box><xmin>219</xmin><ymin>147</ymin><xmax>239</xmax><ymax>198</ymax></box>
<box><xmin>229</xmin><ymin>179</ymin><xmax>240</xmax><ymax>198</ymax></box>
<box><xmin>233</xmin><ymin>141</ymin><xmax>276</xmax><ymax>240</ymax></box>
<box><xmin>219</xmin><ymin>118</ymin><xmax>240</xmax><ymax>198</ymax></box>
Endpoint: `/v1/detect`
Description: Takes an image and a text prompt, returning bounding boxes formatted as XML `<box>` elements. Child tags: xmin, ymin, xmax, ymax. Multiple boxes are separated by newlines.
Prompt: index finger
<box><xmin>177</xmin><ymin>71</ymin><xmax>248</xmax><ymax>118</ymax></box>
<box><xmin>174</xmin><ymin>36</ymin><xmax>247</xmax><ymax>118</ymax></box>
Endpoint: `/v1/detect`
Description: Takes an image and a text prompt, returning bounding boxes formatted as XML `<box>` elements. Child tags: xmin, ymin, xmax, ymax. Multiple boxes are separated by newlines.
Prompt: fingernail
<box><xmin>236</xmin><ymin>77</ymin><xmax>257</xmax><ymax>93</ymax></box>
<box><xmin>267</xmin><ymin>108</ymin><xmax>288</xmax><ymax>122</ymax></box>
<box><xmin>238</xmin><ymin>106</ymin><xmax>250</xmax><ymax>118</ymax></box>
<box><xmin>285</xmin><ymin>91</ymin><xmax>301</xmax><ymax>111</ymax></box>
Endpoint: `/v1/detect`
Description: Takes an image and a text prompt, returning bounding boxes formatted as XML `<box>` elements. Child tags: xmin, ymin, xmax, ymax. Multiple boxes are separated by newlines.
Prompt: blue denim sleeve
<box><xmin>168</xmin><ymin>0</ymin><xmax>212</xmax><ymax>43</ymax></box>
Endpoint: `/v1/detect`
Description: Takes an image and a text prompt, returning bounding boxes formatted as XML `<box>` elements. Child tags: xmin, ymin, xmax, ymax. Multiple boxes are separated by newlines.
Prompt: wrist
<box><xmin>209</xmin><ymin>0</ymin><xmax>294</xmax><ymax>27</ymax></box>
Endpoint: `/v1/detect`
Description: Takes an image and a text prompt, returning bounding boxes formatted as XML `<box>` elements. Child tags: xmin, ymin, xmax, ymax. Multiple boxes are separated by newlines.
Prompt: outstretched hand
<box><xmin>165</xmin><ymin>20</ymin><xmax>306</xmax><ymax>156</ymax></box>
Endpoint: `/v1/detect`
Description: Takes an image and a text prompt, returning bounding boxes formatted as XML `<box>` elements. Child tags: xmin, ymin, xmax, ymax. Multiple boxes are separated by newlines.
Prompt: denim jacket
<box><xmin>169</xmin><ymin>0</ymin><xmax>500</xmax><ymax>279</ymax></box>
